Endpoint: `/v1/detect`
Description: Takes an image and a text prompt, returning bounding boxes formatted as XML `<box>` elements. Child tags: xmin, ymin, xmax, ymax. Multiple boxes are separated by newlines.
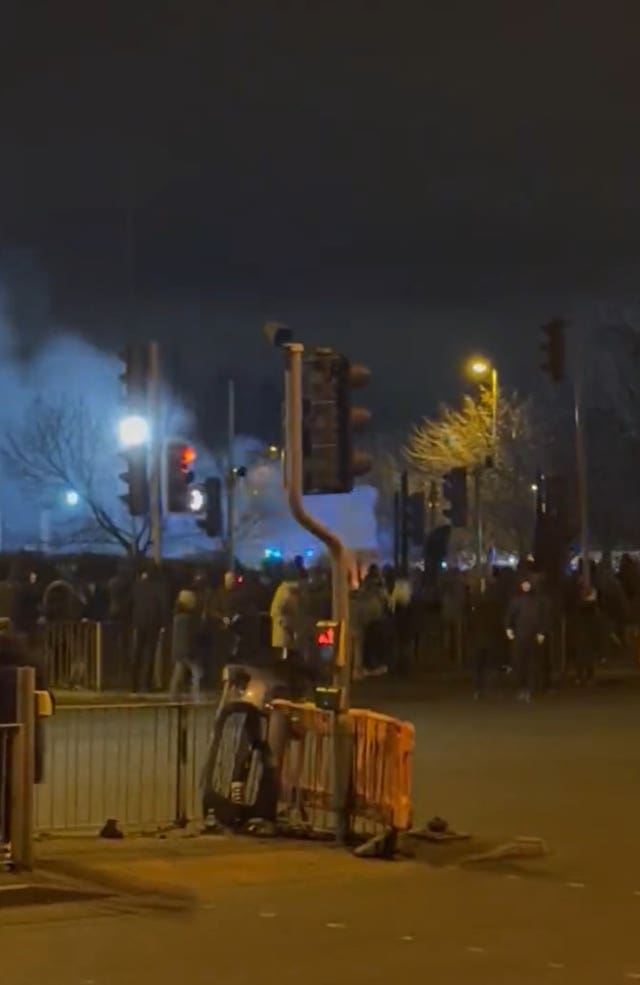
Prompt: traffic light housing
<box><xmin>406</xmin><ymin>491</ymin><xmax>426</xmax><ymax>547</ymax></box>
<box><xmin>301</xmin><ymin>348</ymin><xmax>372</xmax><ymax>495</ymax></box>
<box><xmin>197</xmin><ymin>477</ymin><xmax>223</xmax><ymax>537</ymax></box>
<box><xmin>119</xmin><ymin>344</ymin><xmax>151</xmax><ymax>410</ymax></box>
<box><xmin>165</xmin><ymin>441</ymin><xmax>196</xmax><ymax>513</ymax></box>
<box><xmin>119</xmin><ymin>447</ymin><xmax>149</xmax><ymax>516</ymax></box>
<box><xmin>118</xmin><ymin>345</ymin><xmax>152</xmax><ymax>517</ymax></box>
<box><xmin>540</xmin><ymin>318</ymin><xmax>566</xmax><ymax>382</ymax></box>
<box><xmin>442</xmin><ymin>467</ymin><xmax>468</xmax><ymax>527</ymax></box>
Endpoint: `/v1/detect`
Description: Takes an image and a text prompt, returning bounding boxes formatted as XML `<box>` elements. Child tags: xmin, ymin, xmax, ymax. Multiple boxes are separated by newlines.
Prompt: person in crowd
<box><xmin>505</xmin><ymin>576</ymin><xmax>548</xmax><ymax>702</ymax></box>
<box><xmin>207</xmin><ymin>571</ymin><xmax>246</xmax><ymax>672</ymax></box>
<box><xmin>441</xmin><ymin>568</ymin><xmax>467</xmax><ymax>665</ymax></box>
<box><xmin>388</xmin><ymin>575</ymin><xmax>414</xmax><ymax>675</ymax></box>
<box><xmin>131</xmin><ymin>566</ymin><xmax>166</xmax><ymax>693</ymax></box>
<box><xmin>43</xmin><ymin>577</ymin><xmax>84</xmax><ymax>623</ymax></box>
<box><xmin>169</xmin><ymin>587</ymin><xmax>202</xmax><ymax>699</ymax></box>
<box><xmin>270</xmin><ymin>570</ymin><xmax>301</xmax><ymax>660</ymax></box>
<box><xmin>360</xmin><ymin>570</ymin><xmax>392</xmax><ymax>675</ymax></box>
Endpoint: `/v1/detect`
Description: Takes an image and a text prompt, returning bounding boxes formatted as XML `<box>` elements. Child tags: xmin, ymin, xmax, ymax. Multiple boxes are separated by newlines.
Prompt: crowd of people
<box><xmin>0</xmin><ymin>550</ymin><xmax>638</xmax><ymax>700</ymax></box>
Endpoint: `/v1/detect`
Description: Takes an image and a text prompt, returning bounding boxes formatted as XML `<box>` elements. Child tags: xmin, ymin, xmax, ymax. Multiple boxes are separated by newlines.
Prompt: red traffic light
<box><xmin>180</xmin><ymin>445</ymin><xmax>197</xmax><ymax>471</ymax></box>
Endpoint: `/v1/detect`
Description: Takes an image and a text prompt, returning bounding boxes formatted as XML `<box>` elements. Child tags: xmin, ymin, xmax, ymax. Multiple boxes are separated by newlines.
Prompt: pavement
<box><xmin>4</xmin><ymin>677</ymin><xmax>640</xmax><ymax>983</ymax></box>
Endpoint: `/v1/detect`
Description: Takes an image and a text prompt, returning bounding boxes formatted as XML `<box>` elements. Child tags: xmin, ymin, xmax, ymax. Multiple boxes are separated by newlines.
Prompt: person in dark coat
<box><xmin>131</xmin><ymin>568</ymin><xmax>166</xmax><ymax>693</ymax></box>
<box><xmin>505</xmin><ymin>577</ymin><xmax>548</xmax><ymax>702</ymax></box>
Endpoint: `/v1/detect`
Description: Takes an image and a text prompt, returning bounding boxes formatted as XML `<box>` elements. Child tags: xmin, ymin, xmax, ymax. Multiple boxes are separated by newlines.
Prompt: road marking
<box><xmin>506</xmin><ymin>873</ymin><xmax>520</xmax><ymax>880</ymax></box>
<box><xmin>0</xmin><ymin>884</ymin><xmax>30</xmax><ymax>892</ymax></box>
<box><xmin>466</xmin><ymin>946</ymin><xmax>486</xmax><ymax>954</ymax></box>
<box><xmin>547</xmin><ymin>962</ymin><xmax>565</xmax><ymax>970</ymax></box>
<box><xmin>400</xmin><ymin>935</ymin><xmax>414</xmax><ymax>942</ymax></box>
<box><xmin>565</xmin><ymin>881</ymin><xmax>585</xmax><ymax>889</ymax></box>
<box><xmin>326</xmin><ymin>922</ymin><xmax>346</xmax><ymax>929</ymax></box>
<box><xmin>624</xmin><ymin>974</ymin><xmax>640</xmax><ymax>980</ymax></box>
<box><xmin>259</xmin><ymin>911</ymin><xmax>277</xmax><ymax>918</ymax></box>
<box><xmin>633</xmin><ymin>890</ymin><xmax>640</xmax><ymax>897</ymax></box>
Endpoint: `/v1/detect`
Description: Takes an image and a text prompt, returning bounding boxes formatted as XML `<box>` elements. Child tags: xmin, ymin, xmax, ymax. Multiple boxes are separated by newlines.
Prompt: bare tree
<box><xmin>2</xmin><ymin>395</ymin><xmax>149</xmax><ymax>554</ymax></box>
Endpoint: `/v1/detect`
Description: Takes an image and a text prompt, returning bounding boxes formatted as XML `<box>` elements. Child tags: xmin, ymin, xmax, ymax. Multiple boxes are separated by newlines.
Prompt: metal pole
<box><xmin>227</xmin><ymin>378</ymin><xmax>236</xmax><ymax>574</ymax></box>
<box><xmin>400</xmin><ymin>471</ymin><xmax>409</xmax><ymax>577</ymax></box>
<box><xmin>285</xmin><ymin>344</ymin><xmax>353</xmax><ymax>845</ymax></box>
<box><xmin>393</xmin><ymin>488</ymin><xmax>400</xmax><ymax>571</ymax></box>
<box><xmin>474</xmin><ymin>468</ymin><xmax>483</xmax><ymax>581</ymax></box>
<box><xmin>491</xmin><ymin>367</ymin><xmax>498</xmax><ymax>448</ymax></box>
<box><xmin>574</xmin><ymin>367</ymin><xmax>590</xmax><ymax>592</ymax></box>
<box><xmin>148</xmin><ymin>341</ymin><xmax>162</xmax><ymax>565</ymax></box>
<box><xmin>11</xmin><ymin>667</ymin><xmax>35</xmax><ymax>870</ymax></box>
<box><xmin>40</xmin><ymin>510</ymin><xmax>51</xmax><ymax>554</ymax></box>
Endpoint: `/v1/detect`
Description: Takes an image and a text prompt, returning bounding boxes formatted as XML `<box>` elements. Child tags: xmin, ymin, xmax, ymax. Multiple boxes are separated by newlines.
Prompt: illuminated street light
<box><xmin>65</xmin><ymin>490</ymin><xmax>79</xmax><ymax>507</ymax></box>
<box><xmin>469</xmin><ymin>358</ymin><xmax>490</xmax><ymax>377</ymax></box>
<box><xmin>530</xmin><ymin>483</ymin><xmax>538</xmax><ymax>492</ymax></box>
<box><xmin>465</xmin><ymin>355</ymin><xmax>498</xmax><ymax>447</ymax></box>
<box><xmin>118</xmin><ymin>415</ymin><xmax>150</xmax><ymax>449</ymax></box>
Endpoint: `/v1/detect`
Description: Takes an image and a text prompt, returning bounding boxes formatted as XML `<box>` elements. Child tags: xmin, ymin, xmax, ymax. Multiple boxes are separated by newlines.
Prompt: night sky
<box><xmin>2</xmin><ymin>1</ymin><xmax>640</xmax><ymax>431</ymax></box>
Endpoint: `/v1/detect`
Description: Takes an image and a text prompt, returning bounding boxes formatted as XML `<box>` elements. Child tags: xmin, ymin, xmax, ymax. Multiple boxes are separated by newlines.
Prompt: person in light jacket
<box><xmin>269</xmin><ymin>579</ymin><xmax>300</xmax><ymax>657</ymax></box>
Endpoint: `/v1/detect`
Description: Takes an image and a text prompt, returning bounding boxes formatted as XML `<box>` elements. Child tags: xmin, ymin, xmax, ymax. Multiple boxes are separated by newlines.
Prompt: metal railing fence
<box><xmin>34</xmin><ymin>701</ymin><xmax>216</xmax><ymax>834</ymax></box>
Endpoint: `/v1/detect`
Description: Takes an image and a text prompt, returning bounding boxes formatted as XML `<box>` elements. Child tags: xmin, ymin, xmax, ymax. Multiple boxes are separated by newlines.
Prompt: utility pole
<box><xmin>474</xmin><ymin>467</ymin><xmax>483</xmax><ymax>586</ymax></box>
<box><xmin>399</xmin><ymin>470</ymin><xmax>409</xmax><ymax>577</ymax></box>
<box><xmin>148</xmin><ymin>341</ymin><xmax>162</xmax><ymax>565</ymax></box>
<box><xmin>227</xmin><ymin>378</ymin><xmax>236</xmax><ymax>574</ymax></box>
<box><xmin>393</xmin><ymin>486</ymin><xmax>401</xmax><ymax>571</ymax></box>
<box><xmin>574</xmin><ymin>364</ymin><xmax>590</xmax><ymax>593</ymax></box>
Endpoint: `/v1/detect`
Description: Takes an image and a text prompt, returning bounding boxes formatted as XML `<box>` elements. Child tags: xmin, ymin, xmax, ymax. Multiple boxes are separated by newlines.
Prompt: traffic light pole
<box><xmin>399</xmin><ymin>471</ymin><xmax>409</xmax><ymax>577</ymax></box>
<box><xmin>148</xmin><ymin>342</ymin><xmax>162</xmax><ymax>565</ymax></box>
<box><xmin>284</xmin><ymin>343</ymin><xmax>354</xmax><ymax>845</ymax></box>
<box><xmin>574</xmin><ymin>365</ymin><xmax>590</xmax><ymax>593</ymax></box>
<box><xmin>227</xmin><ymin>378</ymin><xmax>236</xmax><ymax>574</ymax></box>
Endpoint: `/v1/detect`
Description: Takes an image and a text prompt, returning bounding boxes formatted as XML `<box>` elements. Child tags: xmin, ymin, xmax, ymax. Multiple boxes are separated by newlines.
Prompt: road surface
<box><xmin>4</xmin><ymin>680</ymin><xmax>640</xmax><ymax>983</ymax></box>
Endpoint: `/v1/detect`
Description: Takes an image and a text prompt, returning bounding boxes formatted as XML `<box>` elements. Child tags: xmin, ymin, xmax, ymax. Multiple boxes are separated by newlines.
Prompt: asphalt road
<box><xmin>5</xmin><ymin>680</ymin><xmax>640</xmax><ymax>983</ymax></box>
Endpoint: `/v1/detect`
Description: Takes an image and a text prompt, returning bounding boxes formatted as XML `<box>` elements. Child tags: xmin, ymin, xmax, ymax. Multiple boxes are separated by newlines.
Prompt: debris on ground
<box><xmin>98</xmin><ymin>818</ymin><xmax>124</xmax><ymax>840</ymax></box>
<box><xmin>460</xmin><ymin>836</ymin><xmax>549</xmax><ymax>864</ymax></box>
<box><xmin>408</xmin><ymin>816</ymin><xmax>471</xmax><ymax>843</ymax></box>
<box><xmin>353</xmin><ymin>829</ymin><xmax>398</xmax><ymax>859</ymax></box>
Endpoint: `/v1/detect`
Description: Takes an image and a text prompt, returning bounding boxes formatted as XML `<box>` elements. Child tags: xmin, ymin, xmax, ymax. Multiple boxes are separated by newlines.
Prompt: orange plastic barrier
<box><xmin>272</xmin><ymin>700</ymin><xmax>414</xmax><ymax>834</ymax></box>
<box><xmin>349</xmin><ymin>709</ymin><xmax>414</xmax><ymax>831</ymax></box>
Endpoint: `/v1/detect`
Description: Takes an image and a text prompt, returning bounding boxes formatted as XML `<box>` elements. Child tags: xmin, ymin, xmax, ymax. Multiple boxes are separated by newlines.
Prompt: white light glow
<box><xmin>65</xmin><ymin>490</ymin><xmax>79</xmax><ymax>507</ymax></box>
<box><xmin>189</xmin><ymin>487</ymin><xmax>205</xmax><ymax>513</ymax></box>
<box><xmin>118</xmin><ymin>415</ymin><xmax>150</xmax><ymax>448</ymax></box>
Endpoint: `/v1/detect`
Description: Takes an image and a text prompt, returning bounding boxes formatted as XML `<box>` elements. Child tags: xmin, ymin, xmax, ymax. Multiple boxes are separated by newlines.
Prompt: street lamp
<box><xmin>65</xmin><ymin>490</ymin><xmax>80</xmax><ymax>507</ymax></box>
<box><xmin>118</xmin><ymin>414</ymin><xmax>150</xmax><ymax>449</ymax></box>
<box><xmin>466</xmin><ymin>355</ymin><xmax>498</xmax><ymax>448</ymax></box>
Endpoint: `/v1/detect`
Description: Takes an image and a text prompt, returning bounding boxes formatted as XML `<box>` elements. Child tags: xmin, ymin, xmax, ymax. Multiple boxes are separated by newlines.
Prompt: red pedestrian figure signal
<box><xmin>316</xmin><ymin>626</ymin><xmax>335</xmax><ymax>647</ymax></box>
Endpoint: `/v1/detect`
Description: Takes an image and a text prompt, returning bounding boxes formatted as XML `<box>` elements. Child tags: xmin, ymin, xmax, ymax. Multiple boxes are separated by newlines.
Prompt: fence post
<box><xmin>174</xmin><ymin>704</ymin><xmax>188</xmax><ymax>827</ymax></box>
<box><xmin>11</xmin><ymin>667</ymin><xmax>35</xmax><ymax>869</ymax></box>
<box><xmin>94</xmin><ymin>622</ymin><xmax>103</xmax><ymax>692</ymax></box>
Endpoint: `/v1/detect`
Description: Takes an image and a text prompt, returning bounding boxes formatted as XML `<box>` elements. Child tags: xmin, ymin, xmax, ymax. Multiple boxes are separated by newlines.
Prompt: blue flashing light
<box><xmin>264</xmin><ymin>548</ymin><xmax>283</xmax><ymax>560</ymax></box>
<box><xmin>305</xmin><ymin>548</ymin><xmax>315</xmax><ymax>558</ymax></box>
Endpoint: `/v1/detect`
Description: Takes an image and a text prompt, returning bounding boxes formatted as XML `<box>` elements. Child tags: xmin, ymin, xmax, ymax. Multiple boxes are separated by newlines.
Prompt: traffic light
<box><xmin>118</xmin><ymin>345</ymin><xmax>151</xmax><ymax>517</ymax></box>
<box><xmin>164</xmin><ymin>441</ymin><xmax>196</xmax><ymax>513</ymax></box>
<box><xmin>406</xmin><ymin>491</ymin><xmax>426</xmax><ymax>547</ymax></box>
<box><xmin>119</xmin><ymin>344</ymin><xmax>151</xmax><ymax>410</ymax></box>
<box><xmin>540</xmin><ymin>318</ymin><xmax>566</xmax><ymax>382</ymax></box>
<box><xmin>442</xmin><ymin>467</ymin><xmax>468</xmax><ymax>527</ymax></box>
<box><xmin>119</xmin><ymin>446</ymin><xmax>149</xmax><ymax>516</ymax></box>
<box><xmin>197</xmin><ymin>477</ymin><xmax>223</xmax><ymax>537</ymax></box>
<box><xmin>301</xmin><ymin>348</ymin><xmax>372</xmax><ymax>495</ymax></box>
